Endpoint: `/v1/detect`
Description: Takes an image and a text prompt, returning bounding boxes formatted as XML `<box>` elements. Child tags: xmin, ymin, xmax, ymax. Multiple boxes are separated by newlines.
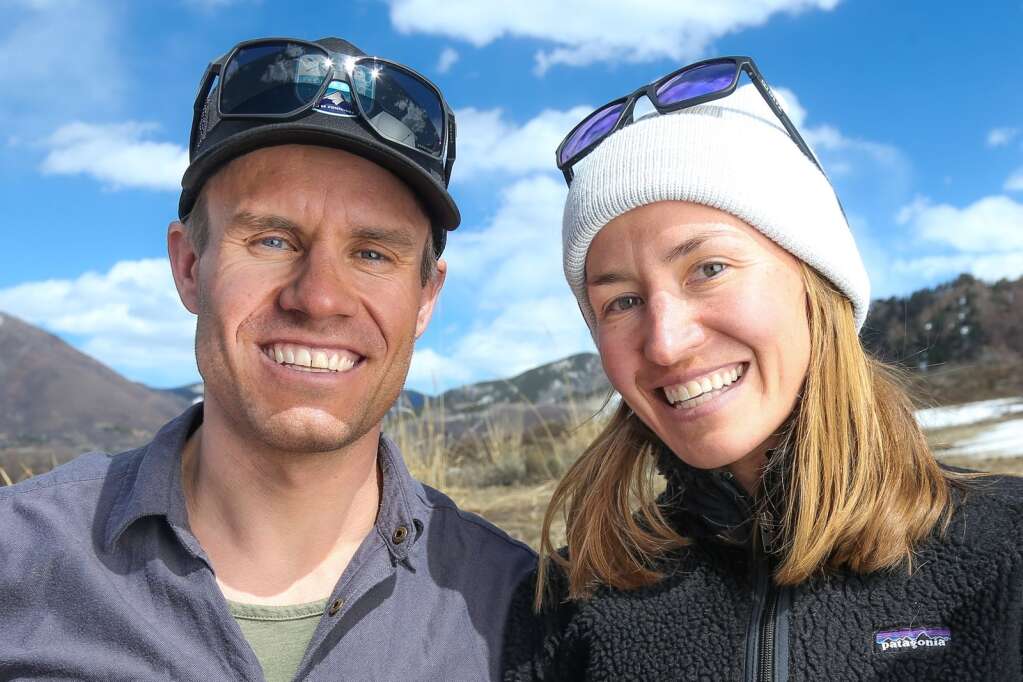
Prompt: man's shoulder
<box><xmin>1</xmin><ymin>450</ymin><xmax>116</xmax><ymax>499</ymax></box>
<box><xmin>0</xmin><ymin>447</ymin><xmax>143</xmax><ymax>521</ymax></box>
<box><xmin>416</xmin><ymin>483</ymin><xmax>537</xmax><ymax>563</ymax></box>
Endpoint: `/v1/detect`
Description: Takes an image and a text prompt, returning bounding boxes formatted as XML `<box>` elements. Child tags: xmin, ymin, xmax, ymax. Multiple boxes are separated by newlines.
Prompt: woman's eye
<box><xmin>607</xmin><ymin>295</ymin><xmax>642</xmax><ymax>314</ymax></box>
<box><xmin>697</xmin><ymin>262</ymin><xmax>727</xmax><ymax>279</ymax></box>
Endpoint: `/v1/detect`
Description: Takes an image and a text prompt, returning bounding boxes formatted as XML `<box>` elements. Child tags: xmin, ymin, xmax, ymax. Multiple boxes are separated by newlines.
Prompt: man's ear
<box><xmin>168</xmin><ymin>222</ymin><xmax>200</xmax><ymax>314</ymax></box>
<box><xmin>415</xmin><ymin>257</ymin><xmax>446</xmax><ymax>339</ymax></box>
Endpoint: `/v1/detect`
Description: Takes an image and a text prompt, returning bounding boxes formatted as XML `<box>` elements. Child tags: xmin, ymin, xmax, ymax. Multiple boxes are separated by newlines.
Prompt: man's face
<box><xmin>169</xmin><ymin>144</ymin><xmax>445</xmax><ymax>454</ymax></box>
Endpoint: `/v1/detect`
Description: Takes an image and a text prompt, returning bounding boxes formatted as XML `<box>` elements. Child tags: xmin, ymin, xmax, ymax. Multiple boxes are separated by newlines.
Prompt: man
<box><xmin>0</xmin><ymin>37</ymin><xmax>535</xmax><ymax>680</ymax></box>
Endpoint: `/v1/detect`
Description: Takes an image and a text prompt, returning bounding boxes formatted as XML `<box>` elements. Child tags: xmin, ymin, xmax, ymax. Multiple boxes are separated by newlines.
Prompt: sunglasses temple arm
<box><xmin>444</xmin><ymin>112</ymin><xmax>457</xmax><ymax>182</ymax></box>
<box><xmin>189</xmin><ymin>63</ymin><xmax>221</xmax><ymax>157</ymax></box>
<box><xmin>744</xmin><ymin>63</ymin><xmax>825</xmax><ymax>177</ymax></box>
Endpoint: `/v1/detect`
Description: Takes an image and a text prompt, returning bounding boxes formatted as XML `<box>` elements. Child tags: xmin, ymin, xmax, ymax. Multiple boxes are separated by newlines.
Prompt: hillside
<box><xmin>0</xmin><ymin>312</ymin><xmax>185</xmax><ymax>467</ymax></box>
<box><xmin>3</xmin><ymin>272</ymin><xmax>1021</xmax><ymax>473</ymax></box>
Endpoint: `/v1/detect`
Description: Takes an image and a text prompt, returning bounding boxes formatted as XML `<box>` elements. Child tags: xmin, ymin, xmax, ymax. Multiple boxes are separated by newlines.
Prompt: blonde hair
<box><xmin>538</xmin><ymin>263</ymin><xmax>961</xmax><ymax>605</ymax></box>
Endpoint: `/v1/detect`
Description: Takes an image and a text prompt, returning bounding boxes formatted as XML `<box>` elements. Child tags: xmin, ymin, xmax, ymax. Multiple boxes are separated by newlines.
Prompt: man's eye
<box><xmin>607</xmin><ymin>295</ymin><xmax>642</xmax><ymax>314</ymax></box>
<box><xmin>358</xmin><ymin>249</ymin><xmax>388</xmax><ymax>262</ymax></box>
<box><xmin>259</xmin><ymin>236</ymin><xmax>293</xmax><ymax>250</ymax></box>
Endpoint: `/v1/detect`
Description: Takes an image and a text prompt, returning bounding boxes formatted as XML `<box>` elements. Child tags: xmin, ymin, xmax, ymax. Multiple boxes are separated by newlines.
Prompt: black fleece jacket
<box><xmin>502</xmin><ymin>462</ymin><xmax>1023</xmax><ymax>681</ymax></box>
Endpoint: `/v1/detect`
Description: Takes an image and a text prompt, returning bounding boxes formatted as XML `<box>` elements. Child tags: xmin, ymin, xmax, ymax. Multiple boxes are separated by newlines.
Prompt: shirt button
<box><xmin>328</xmin><ymin>598</ymin><xmax>344</xmax><ymax>616</ymax></box>
<box><xmin>392</xmin><ymin>525</ymin><xmax>409</xmax><ymax>544</ymax></box>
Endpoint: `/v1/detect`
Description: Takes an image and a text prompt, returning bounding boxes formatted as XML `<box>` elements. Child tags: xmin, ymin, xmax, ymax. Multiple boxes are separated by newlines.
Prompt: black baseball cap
<box><xmin>179</xmin><ymin>37</ymin><xmax>459</xmax><ymax>255</ymax></box>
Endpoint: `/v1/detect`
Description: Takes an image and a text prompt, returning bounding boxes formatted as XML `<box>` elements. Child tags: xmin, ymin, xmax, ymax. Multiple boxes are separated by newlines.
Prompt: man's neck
<box><xmin>181</xmin><ymin>402</ymin><xmax>381</xmax><ymax>606</ymax></box>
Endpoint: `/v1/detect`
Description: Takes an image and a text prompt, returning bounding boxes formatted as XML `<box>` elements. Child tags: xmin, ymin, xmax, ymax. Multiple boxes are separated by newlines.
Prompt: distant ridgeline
<box><xmin>860</xmin><ymin>274</ymin><xmax>1022</xmax><ymax>370</ymax></box>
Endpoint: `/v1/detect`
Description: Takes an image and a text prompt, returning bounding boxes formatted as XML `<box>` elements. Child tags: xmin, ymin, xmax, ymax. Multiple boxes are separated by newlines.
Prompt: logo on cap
<box><xmin>315</xmin><ymin>80</ymin><xmax>356</xmax><ymax>117</ymax></box>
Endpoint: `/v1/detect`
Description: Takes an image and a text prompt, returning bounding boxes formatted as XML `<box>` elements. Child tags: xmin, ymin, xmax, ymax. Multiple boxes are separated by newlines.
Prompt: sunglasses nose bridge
<box><xmin>616</xmin><ymin>84</ymin><xmax>651</xmax><ymax>130</ymax></box>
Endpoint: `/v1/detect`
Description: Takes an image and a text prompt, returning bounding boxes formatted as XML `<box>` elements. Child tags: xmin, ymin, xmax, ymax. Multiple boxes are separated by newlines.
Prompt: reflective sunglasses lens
<box><xmin>655</xmin><ymin>60</ymin><xmax>738</xmax><ymax>105</ymax></box>
<box><xmin>221</xmin><ymin>42</ymin><xmax>331</xmax><ymax>116</ymax></box>
<box><xmin>350</xmin><ymin>61</ymin><xmax>444</xmax><ymax>157</ymax></box>
<box><xmin>559</xmin><ymin>101</ymin><xmax>625</xmax><ymax>166</ymax></box>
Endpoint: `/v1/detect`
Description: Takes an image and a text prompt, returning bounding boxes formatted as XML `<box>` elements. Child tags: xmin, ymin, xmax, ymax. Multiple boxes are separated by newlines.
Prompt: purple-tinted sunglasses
<box><xmin>556</xmin><ymin>56</ymin><xmax>822</xmax><ymax>185</ymax></box>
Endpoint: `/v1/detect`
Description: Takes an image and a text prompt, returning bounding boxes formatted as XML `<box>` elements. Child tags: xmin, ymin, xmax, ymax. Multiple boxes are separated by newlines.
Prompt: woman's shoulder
<box><xmin>501</xmin><ymin>555</ymin><xmax>587</xmax><ymax>681</ymax></box>
<box><xmin>944</xmin><ymin>470</ymin><xmax>1023</xmax><ymax>551</ymax></box>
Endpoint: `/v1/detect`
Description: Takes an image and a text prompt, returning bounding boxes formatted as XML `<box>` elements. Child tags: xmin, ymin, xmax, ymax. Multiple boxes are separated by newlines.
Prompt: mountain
<box><xmin>392</xmin><ymin>353</ymin><xmax>611</xmax><ymax>442</ymax></box>
<box><xmin>0</xmin><ymin>311</ymin><xmax>187</xmax><ymax>467</ymax></box>
<box><xmin>861</xmin><ymin>274</ymin><xmax>1023</xmax><ymax>403</ymax></box>
<box><xmin>3</xmin><ymin>272</ymin><xmax>1020</xmax><ymax>472</ymax></box>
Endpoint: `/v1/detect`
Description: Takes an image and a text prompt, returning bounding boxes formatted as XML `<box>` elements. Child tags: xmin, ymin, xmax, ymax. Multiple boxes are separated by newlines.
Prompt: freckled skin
<box><xmin>585</xmin><ymin>201</ymin><xmax>810</xmax><ymax>491</ymax></box>
<box><xmin>169</xmin><ymin>144</ymin><xmax>445</xmax><ymax>456</ymax></box>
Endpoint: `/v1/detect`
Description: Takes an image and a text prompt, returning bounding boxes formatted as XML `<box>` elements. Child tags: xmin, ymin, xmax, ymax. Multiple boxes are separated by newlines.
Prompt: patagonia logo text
<box><xmin>874</xmin><ymin>627</ymin><xmax>951</xmax><ymax>653</ymax></box>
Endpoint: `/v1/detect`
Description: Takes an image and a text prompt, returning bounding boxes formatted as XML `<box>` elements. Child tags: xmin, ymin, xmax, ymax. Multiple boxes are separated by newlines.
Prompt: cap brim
<box><xmin>179</xmin><ymin>122</ymin><xmax>460</xmax><ymax>233</ymax></box>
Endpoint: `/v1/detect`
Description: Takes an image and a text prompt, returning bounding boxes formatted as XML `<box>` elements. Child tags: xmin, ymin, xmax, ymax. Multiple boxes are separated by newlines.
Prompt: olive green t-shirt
<box><xmin>228</xmin><ymin>598</ymin><xmax>328</xmax><ymax>682</ymax></box>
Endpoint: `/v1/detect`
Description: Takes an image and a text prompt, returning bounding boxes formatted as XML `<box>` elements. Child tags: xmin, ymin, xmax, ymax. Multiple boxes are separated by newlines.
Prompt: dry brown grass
<box><xmin>4</xmin><ymin>396</ymin><xmax>1021</xmax><ymax>552</ymax></box>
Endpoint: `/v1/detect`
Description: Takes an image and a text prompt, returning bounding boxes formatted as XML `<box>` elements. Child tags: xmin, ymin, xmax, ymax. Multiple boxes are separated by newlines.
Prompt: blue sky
<box><xmin>1</xmin><ymin>0</ymin><xmax>1021</xmax><ymax>393</ymax></box>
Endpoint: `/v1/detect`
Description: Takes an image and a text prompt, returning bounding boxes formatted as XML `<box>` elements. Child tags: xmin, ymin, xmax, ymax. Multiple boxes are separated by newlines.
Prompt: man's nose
<box><xmin>643</xmin><ymin>290</ymin><xmax>705</xmax><ymax>366</ymax></box>
<box><xmin>278</xmin><ymin>245</ymin><xmax>360</xmax><ymax>319</ymax></box>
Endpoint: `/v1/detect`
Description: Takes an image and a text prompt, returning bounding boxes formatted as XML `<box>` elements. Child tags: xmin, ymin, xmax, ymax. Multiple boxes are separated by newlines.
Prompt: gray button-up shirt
<box><xmin>0</xmin><ymin>404</ymin><xmax>536</xmax><ymax>680</ymax></box>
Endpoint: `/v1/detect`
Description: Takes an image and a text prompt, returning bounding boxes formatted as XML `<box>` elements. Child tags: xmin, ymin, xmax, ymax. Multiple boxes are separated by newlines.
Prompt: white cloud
<box><xmin>453</xmin><ymin>106</ymin><xmax>592</xmax><ymax>180</ymax></box>
<box><xmin>986</xmin><ymin>127</ymin><xmax>1019</xmax><ymax>148</ymax></box>
<box><xmin>436</xmin><ymin>46</ymin><xmax>460</xmax><ymax>73</ymax></box>
<box><xmin>408</xmin><ymin>347</ymin><xmax>473</xmax><ymax>390</ymax></box>
<box><xmin>897</xmin><ymin>195</ymin><xmax>1023</xmax><ymax>252</ymax></box>
<box><xmin>450</xmin><ymin>295</ymin><xmax>593</xmax><ymax>376</ymax></box>
<box><xmin>387</xmin><ymin>0</ymin><xmax>841</xmax><ymax>74</ymax></box>
<box><xmin>890</xmin><ymin>252</ymin><xmax>1023</xmax><ymax>284</ymax></box>
<box><xmin>890</xmin><ymin>195</ymin><xmax>1023</xmax><ymax>285</ymax></box>
<box><xmin>774</xmin><ymin>87</ymin><xmax>907</xmax><ymax>181</ymax></box>
<box><xmin>40</xmin><ymin>121</ymin><xmax>188</xmax><ymax>191</ymax></box>
<box><xmin>0</xmin><ymin>259</ymin><xmax>197</xmax><ymax>386</ymax></box>
<box><xmin>1005</xmin><ymin>167</ymin><xmax>1023</xmax><ymax>192</ymax></box>
<box><xmin>443</xmin><ymin>174</ymin><xmax>567</xmax><ymax>296</ymax></box>
<box><xmin>409</xmin><ymin>173</ymin><xmax>592</xmax><ymax>392</ymax></box>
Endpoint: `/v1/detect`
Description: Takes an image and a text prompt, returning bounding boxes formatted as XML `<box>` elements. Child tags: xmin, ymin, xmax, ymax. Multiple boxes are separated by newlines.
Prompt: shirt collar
<box><xmin>103</xmin><ymin>403</ymin><xmax>428</xmax><ymax>564</ymax></box>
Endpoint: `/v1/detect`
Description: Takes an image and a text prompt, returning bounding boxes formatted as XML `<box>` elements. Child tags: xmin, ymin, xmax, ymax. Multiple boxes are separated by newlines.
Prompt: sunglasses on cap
<box><xmin>555</xmin><ymin>56</ymin><xmax>822</xmax><ymax>185</ymax></box>
<box><xmin>189</xmin><ymin>37</ymin><xmax>455</xmax><ymax>181</ymax></box>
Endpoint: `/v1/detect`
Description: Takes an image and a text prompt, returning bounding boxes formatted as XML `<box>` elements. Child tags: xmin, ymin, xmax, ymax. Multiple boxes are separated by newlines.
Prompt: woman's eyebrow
<box><xmin>588</xmin><ymin>271</ymin><xmax>630</xmax><ymax>287</ymax></box>
<box><xmin>662</xmin><ymin>226</ymin><xmax>734</xmax><ymax>264</ymax></box>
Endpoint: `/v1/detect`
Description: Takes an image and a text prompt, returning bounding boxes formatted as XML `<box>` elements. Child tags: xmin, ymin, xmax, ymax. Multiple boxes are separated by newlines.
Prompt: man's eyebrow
<box><xmin>229</xmin><ymin>211</ymin><xmax>302</xmax><ymax>232</ymax></box>
<box><xmin>351</xmin><ymin>226</ymin><xmax>417</xmax><ymax>250</ymax></box>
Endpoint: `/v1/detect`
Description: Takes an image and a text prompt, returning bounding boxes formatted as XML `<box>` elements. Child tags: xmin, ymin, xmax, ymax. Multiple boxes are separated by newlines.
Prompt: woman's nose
<box><xmin>643</xmin><ymin>290</ymin><xmax>705</xmax><ymax>366</ymax></box>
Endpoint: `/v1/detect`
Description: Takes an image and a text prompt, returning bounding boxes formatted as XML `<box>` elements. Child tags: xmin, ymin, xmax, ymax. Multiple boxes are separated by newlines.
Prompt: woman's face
<box><xmin>586</xmin><ymin>201</ymin><xmax>811</xmax><ymax>489</ymax></box>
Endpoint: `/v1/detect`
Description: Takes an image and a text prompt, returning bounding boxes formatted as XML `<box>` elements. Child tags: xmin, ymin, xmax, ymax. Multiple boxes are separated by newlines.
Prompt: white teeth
<box><xmin>662</xmin><ymin>364</ymin><xmax>746</xmax><ymax>407</ymax></box>
<box><xmin>267</xmin><ymin>343</ymin><xmax>359</xmax><ymax>374</ymax></box>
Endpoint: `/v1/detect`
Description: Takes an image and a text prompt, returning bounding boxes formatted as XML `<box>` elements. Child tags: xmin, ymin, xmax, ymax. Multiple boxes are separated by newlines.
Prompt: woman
<box><xmin>502</xmin><ymin>58</ymin><xmax>1023</xmax><ymax>681</ymax></box>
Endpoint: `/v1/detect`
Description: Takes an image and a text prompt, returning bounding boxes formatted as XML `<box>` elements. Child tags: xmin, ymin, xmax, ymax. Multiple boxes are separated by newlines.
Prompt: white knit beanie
<box><xmin>562</xmin><ymin>84</ymin><xmax>870</xmax><ymax>337</ymax></box>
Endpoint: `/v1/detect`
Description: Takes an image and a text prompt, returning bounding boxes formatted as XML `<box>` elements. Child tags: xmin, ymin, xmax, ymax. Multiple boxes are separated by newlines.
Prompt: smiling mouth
<box><xmin>261</xmin><ymin>342</ymin><xmax>362</xmax><ymax>374</ymax></box>
<box><xmin>661</xmin><ymin>362</ymin><xmax>747</xmax><ymax>410</ymax></box>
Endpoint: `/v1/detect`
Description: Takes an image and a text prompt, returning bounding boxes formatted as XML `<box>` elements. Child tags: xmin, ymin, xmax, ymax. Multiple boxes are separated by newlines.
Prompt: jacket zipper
<box><xmin>745</xmin><ymin>552</ymin><xmax>780</xmax><ymax>682</ymax></box>
<box><xmin>758</xmin><ymin>579</ymin><xmax>778</xmax><ymax>682</ymax></box>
